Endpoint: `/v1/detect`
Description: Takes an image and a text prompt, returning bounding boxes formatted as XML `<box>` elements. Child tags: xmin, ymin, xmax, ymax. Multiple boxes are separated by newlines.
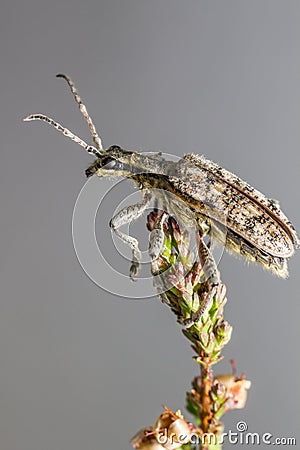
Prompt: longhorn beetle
<box><xmin>24</xmin><ymin>74</ymin><xmax>299</xmax><ymax>284</ymax></box>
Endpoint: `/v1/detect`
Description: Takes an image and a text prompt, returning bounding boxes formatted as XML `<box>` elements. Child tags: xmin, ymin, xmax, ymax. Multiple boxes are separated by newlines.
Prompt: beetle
<box><xmin>24</xmin><ymin>74</ymin><xmax>299</xmax><ymax>280</ymax></box>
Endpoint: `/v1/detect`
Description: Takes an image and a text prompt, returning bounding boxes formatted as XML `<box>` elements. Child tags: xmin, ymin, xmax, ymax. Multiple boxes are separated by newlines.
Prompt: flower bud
<box><xmin>214</xmin><ymin>374</ymin><xmax>251</xmax><ymax>410</ymax></box>
<box><xmin>154</xmin><ymin>410</ymin><xmax>192</xmax><ymax>449</ymax></box>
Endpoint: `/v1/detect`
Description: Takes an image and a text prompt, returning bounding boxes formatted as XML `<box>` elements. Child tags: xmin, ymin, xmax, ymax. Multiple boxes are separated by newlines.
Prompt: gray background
<box><xmin>1</xmin><ymin>1</ymin><xmax>300</xmax><ymax>449</ymax></box>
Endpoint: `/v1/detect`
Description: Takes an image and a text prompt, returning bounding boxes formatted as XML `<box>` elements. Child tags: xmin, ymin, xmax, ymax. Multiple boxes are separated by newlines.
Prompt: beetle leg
<box><xmin>109</xmin><ymin>191</ymin><xmax>152</xmax><ymax>279</ymax></box>
<box><xmin>182</xmin><ymin>227</ymin><xmax>220</xmax><ymax>327</ymax></box>
<box><xmin>149</xmin><ymin>211</ymin><xmax>169</xmax><ymax>274</ymax></box>
<box><xmin>197</xmin><ymin>227</ymin><xmax>220</xmax><ymax>287</ymax></box>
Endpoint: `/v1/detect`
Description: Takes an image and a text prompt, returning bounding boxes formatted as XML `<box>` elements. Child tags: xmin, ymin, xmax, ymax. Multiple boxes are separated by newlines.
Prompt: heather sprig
<box><xmin>131</xmin><ymin>211</ymin><xmax>251</xmax><ymax>450</ymax></box>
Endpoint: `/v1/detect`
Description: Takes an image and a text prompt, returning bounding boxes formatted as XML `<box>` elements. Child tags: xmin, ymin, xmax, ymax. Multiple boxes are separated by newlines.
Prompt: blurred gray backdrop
<box><xmin>1</xmin><ymin>1</ymin><xmax>299</xmax><ymax>449</ymax></box>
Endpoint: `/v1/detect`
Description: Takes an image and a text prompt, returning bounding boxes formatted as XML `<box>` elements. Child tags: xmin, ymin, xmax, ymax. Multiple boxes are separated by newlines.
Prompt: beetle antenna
<box><xmin>56</xmin><ymin>74</ymin><xmax>103</xmax><ymax>151</ymax></box>
<box><xmin>23</xmin><ymin>114</ymin><xmax>102</xmax><ymax>157</ymax></box>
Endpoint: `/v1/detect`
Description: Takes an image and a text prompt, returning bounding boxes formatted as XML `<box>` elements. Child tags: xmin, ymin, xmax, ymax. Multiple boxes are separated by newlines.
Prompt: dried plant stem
<box><xmin>200</xmin><ymin>364</ymin><xmax>213</xmax><ymax>436</ymax></box>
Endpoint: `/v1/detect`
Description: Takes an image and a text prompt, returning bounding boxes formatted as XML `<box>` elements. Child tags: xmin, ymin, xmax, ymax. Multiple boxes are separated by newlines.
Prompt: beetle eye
<box><xmin>101</xmin><ymin>157</ymin><xmax>117</xmax><ymax>169</ymax></box>
<box><xmin>101</xmin><ymin>156</ymin><xmax>123</xmax><ymax>171</ymax></box>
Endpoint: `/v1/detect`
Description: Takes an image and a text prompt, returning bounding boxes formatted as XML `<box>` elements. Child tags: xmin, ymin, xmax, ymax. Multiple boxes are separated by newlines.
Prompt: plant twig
<box><xmin>131</xmin><ymin>211</ymin><xmax>251</xmax><ymax>450</ymax></box>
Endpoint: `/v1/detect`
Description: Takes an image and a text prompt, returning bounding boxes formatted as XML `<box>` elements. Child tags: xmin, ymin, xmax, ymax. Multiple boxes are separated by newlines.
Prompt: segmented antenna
<box><xmin>23</xmin><ymin>74</ymin><xmax>103</xmax><ymax>157</ymax></box>
<box><xmin>56</xmin><ymin>74</ymin><xmax>103</xmax><ymax>151</ymax></box>
<box><xmin>23</xmin><ymin>114</ymin><xmax>101</xmax><ymax>157</ymax></box>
